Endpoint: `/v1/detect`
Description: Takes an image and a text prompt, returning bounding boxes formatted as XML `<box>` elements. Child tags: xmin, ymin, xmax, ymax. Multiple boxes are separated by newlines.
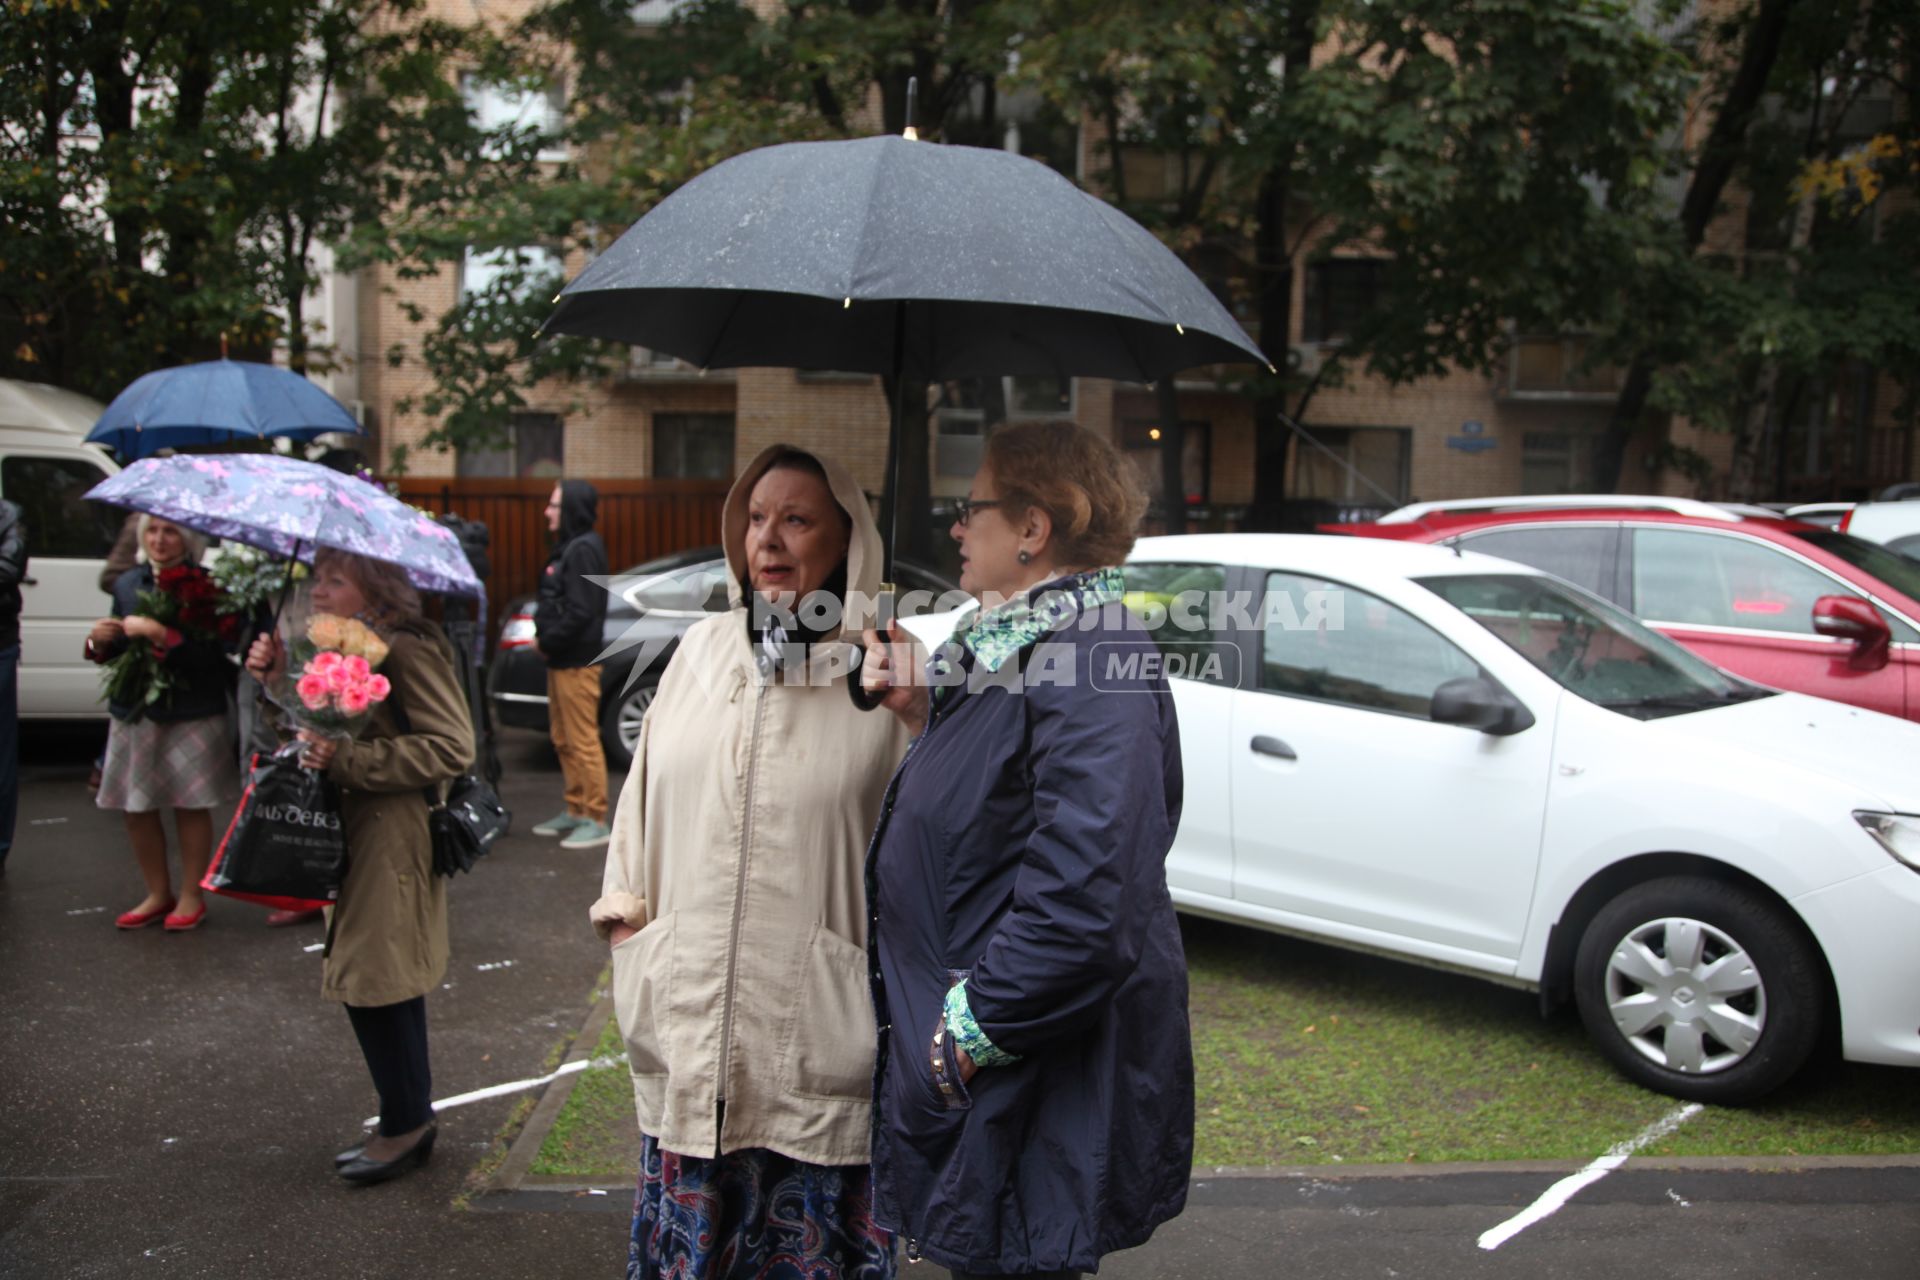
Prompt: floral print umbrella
<box><xmin>86</xmin><ymin>454</ymin><xmax>482</xmax><ymax>599</ymax></box>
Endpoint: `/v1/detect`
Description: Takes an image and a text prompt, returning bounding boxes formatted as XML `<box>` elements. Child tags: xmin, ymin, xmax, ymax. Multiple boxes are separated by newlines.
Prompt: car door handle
<box><xmin>1250</xmin><ymin>735</ymin><xmax>1297</xmax><ymax>760</ymax></box>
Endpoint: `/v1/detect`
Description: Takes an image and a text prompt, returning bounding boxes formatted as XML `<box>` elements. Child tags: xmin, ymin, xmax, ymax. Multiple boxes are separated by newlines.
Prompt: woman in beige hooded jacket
<box><xmin>590</xmin><ymin>445</ymin><xmax>911</xmax><ymax>1279</ymax></box>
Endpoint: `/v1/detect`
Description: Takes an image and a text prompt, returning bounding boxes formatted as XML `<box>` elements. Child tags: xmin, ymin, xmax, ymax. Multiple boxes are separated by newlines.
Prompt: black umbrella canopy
<box><xmin>544</xmin><ymin>134</ymin><xmax>1269</xmax><ymax>382</ymax></box>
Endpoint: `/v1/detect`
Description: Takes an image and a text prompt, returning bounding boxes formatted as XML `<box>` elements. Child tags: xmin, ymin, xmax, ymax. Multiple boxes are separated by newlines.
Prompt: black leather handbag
<box><xmin>388</xmin><ymin>682</ymin><xmax>512</xmax><ymax>877</ymax></box>
<box><xmin>426</xmin><ymin>771</ymin><xmax>511</xmax><ymax>877</ymax></box>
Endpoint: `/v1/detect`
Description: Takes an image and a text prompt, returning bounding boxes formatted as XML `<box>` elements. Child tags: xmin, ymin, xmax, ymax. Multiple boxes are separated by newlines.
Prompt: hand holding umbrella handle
<box><xmin>848</xmin><ymin>624</ymin><xmax>891</xmax><ymax>712</ymax></box>
<box><xmin>848</xmin><ymin>583</ymin><xmax>898</xmax><ymax>713</ymax></box>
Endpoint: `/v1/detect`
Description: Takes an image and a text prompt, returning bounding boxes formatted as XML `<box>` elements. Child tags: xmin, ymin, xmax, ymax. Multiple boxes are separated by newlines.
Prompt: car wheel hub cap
<box><xmin>1604</xmin><ymin>916</ymin><xmax>1765</xmax><ymax>1075</ymax></box>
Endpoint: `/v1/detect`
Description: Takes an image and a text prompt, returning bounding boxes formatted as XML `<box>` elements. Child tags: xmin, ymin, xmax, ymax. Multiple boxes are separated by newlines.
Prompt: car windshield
<box><xmin>1790</xmin><ymin>529</ymin><xmax>1920</xmax><ymax>602</ymax></box>
<box><xmin>623</xmin><ymin>560</ymin><xmax>732</xmax><ymax>614</ymax></box>
<box><xmin>1417</xmin><ymin>573</ymin><xmax>1773</xmax><ymax>719</ymax></box>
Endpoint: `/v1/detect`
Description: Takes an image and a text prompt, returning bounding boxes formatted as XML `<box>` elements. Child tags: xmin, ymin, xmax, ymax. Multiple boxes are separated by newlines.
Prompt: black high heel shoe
<box><xmin>336</xmin><ymin>1125</ymin><xmax>436</xmax><ymax>1186</ymax></box>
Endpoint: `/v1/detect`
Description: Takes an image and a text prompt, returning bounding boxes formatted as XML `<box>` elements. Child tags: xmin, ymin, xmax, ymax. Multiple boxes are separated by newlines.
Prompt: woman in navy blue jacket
<box><xmin>860</xmin><ymin>421</ymin><xmax>1193</xmax><ymax>1278</ymax></box>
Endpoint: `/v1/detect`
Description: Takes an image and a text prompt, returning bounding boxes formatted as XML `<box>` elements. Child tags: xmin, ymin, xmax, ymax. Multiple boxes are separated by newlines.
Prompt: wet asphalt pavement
<box><xmin>4</xmin><ymin>721</ymin><xmax>1917</xmax><ymax>1279</ymax></box>
<box><xmin>0</xmin><ymin>722</ymin><xmax>626</xmax><ymax>1278</ymax></box>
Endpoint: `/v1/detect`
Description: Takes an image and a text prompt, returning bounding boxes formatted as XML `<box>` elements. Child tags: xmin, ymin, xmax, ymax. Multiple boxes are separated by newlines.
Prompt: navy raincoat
<box><xmin>867</xmin><ymin>590</ymin><xmax>1193</xmax><ymax>1275</ymax></box>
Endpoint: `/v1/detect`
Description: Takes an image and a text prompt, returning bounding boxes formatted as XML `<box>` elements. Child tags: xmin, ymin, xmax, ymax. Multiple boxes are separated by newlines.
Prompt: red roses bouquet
<box><xmin>100</xmin><ymin>563</ymin><xmax>245</xmax><ymax>716</ymax></box>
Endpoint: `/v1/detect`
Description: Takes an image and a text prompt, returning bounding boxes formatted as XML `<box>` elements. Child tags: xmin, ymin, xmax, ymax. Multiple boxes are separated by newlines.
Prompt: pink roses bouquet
<box><xmin>271</xmin><ymin>597</ymin><xmax>394</xmax><ymax>740</ymax></box>
<box><xmin>294</xmin><ymin>647</ymin><xmax>392</xmax><ymax>729</ymax></box>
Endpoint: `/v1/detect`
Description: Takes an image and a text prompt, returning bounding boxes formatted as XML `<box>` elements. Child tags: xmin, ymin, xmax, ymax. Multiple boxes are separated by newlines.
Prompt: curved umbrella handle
<box><xmin>847</xmin><ymin>624</ymin><xmax>890</xmax><ymax>712</ymax></box>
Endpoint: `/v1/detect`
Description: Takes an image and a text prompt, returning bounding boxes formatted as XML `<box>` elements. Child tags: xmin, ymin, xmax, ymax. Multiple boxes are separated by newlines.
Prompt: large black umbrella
<box><xmin>542</xmin><ymin>124</ymin><xmax>1269</xmax><ymax>702</ymax></box>
<box><xmin>544</xmin><ymin>133</ymin><xmax>1267</xmax><ymax>385</ymax></box>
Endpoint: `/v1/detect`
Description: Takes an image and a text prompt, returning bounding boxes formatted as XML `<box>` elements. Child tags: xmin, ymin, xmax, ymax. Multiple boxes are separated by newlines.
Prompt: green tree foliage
<box><xmin>0</xmin><ymin>0</ymin><xmax>506</xmax><ymax>403</ymax></box>
<box><xmin>1011</xmin><ymin>0</ymin><xmax>1693</xmax><ymax>512</ymax></box>
<box><xmin>1602</xmin><ymin>0</ymin><xmax>1920</xmax><ymax>497</ymax></box>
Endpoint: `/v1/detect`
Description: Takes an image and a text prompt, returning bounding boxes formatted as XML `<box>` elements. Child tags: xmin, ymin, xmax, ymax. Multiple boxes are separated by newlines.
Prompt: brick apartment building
<box><xmin>308</xmin><ymin>0</ymin><xmax>1914</xmax><ymax>524</ymax></box>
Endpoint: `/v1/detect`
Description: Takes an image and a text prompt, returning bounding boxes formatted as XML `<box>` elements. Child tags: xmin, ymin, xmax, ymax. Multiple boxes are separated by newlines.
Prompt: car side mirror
<box><xmin>1430</xmin><ymin>676</ymin><xmax>1535</xmax><ymax>736</ymax></box>
<box><xmin>1812</xmin><ymin>594</ymin><xmax>1892</xmax><ymax>671</ymax></box>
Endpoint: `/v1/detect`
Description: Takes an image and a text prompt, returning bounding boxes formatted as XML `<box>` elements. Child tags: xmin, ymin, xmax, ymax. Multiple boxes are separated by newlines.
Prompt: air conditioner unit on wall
<box><xmin>1288</xmin><ymin>343</ymin><xmax>1324</xmax><ymax>377</ymax></box>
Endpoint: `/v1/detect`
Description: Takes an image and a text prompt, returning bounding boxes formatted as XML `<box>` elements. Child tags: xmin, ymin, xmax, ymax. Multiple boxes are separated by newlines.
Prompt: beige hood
<box><xmin>721</xmin><ymin>443</ymin><xmax>882</xmax><ymax>634</ymax></box>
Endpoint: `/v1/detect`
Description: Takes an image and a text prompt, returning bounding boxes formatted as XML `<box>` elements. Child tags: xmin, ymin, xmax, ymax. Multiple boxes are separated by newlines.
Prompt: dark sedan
<box><xmin>488</xmin><ymin>545</ymin><xmax>960</xmax><ymax>767</ymax></box>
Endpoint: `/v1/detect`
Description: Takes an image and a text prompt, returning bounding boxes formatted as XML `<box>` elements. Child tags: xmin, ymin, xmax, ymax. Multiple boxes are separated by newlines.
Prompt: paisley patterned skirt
<box><xmin>626</xmin><ymin>1133</ymin><xmax>895</xmax><ymax>1280</ymax></box>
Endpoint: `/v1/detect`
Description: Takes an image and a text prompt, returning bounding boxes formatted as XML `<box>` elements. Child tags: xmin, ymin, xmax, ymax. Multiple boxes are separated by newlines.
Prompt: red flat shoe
<box><xmin>116</xmin><ymin>901</ymin><xmax>177</xmax><ymax>930</ymax></box>
<box><xmin>162</xmin><ymin>906</ymin><xmax>208</xmax><ymax>932</ymax></box>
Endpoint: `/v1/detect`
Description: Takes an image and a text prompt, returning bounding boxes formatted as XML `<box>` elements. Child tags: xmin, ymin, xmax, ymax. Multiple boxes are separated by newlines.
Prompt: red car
<box><xmin>1324</xmin><ymin>495</ymin><xmax>1920</xmax><ymax>722</ymax></box>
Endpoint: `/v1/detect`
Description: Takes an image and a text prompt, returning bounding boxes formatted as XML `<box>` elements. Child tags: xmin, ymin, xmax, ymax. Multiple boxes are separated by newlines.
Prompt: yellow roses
<box><xmin>307</xmin><ymin>613</ymin><xmax>391</xmax><ymax>667</ymax></box>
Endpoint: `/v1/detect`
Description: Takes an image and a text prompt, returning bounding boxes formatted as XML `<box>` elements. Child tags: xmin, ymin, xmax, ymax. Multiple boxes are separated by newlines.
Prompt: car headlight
<box><xmin>1853</xmin><ymin>812</ymin><xmax>1920</xmax><ymax>871</ymax></box>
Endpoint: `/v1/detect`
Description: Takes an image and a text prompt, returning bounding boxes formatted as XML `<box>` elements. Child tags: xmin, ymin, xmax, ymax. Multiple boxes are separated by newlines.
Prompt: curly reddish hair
<box><xmin>313</xmin><ymin>547</ymin><xmax>422</xmax><ymax>626</ymax></box>
<box><xmin>983</xmin><ymin>420</ymin><xmax>1149</xmax><ymax>569</ymax></box>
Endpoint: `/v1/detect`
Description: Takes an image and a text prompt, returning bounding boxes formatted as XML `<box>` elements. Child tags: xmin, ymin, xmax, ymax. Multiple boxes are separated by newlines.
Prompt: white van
<box><xmin>0</xmin><ymin>378</ymin><xmax>123</xmax><ymax>718</ymax></box>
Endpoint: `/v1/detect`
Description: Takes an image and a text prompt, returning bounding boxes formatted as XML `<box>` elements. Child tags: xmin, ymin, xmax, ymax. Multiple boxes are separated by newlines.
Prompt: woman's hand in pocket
<box><xmin>609</xmin><ymin>922</ymin><xmax>637</xmax><ymax>948</ymax></box>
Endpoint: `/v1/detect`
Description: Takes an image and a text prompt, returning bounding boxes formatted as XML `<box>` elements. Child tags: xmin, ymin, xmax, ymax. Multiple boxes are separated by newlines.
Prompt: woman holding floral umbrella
<box><xmin>89</xmin><ymin>515</ymin><xmax>235</xmax><ymax>932</ymax></box>
<box><xmin>246</xmin><ymin>547</ymin><xmax>473</xmax><ymax>1185</ymax></box>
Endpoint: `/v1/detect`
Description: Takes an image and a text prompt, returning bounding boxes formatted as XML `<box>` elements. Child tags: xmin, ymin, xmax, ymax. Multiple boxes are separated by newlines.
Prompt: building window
<box><xmin>1301</xmin><ymin>259</ymin><xmax>1383</xmax><ymax>345</ymax></box>
<box><xmin>1521</xmin><ymin>430</ymin><xmax>1596</xmax><ymax>494</ymax></box>
<box><xmin>1006</xmin><ymin>375</ymin><xmax>1073</xmax><ymax>417</ymax></box>
<box><xmin>933</xmin><ymin>409</ymin><xmax>988</xmax><ymax>483</ymax></box>
<box><xmin>457</xmin><ymin>412</ymin><xmax>564</xmax><ymax>478</ymax></box>
<box><xmin>1119</xmin><ymin>420</ymin><xmax>1211</xmax><ymax>507</ymax></box>
<box><xmin>461</xmin><ymin>72</ymin><xmax>566</xmax><ymax>161</ymax></box>
<box><xmin>1503</xmin><ymin>335</ymin><xmax>1623</xmax><ymax>399</ymax></box>
<box><xmin>653</xmin><ymin>413</ymin><xmax>735</xmax><ymax>479</ymax></box>
<box><xmin>459</xmin><ymin>245</ymin><xmax>562</xmax><ymax>305</ymax></box>
<box><xmin>1290</xmin><ymin>426</ymin><xmax>1409</xmax><ymax>504</ymax></box>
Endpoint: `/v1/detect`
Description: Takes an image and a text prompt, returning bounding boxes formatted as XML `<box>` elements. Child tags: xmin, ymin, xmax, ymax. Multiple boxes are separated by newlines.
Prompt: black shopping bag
<box><xmin>202</xmin><ymin>745</ymin><xmax>346</xmax><ymax>911</ymax></box>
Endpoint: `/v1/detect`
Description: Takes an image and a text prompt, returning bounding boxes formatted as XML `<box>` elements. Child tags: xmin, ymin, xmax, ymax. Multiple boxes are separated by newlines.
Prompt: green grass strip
<box><xmin>534</xmin><ymin>918</ymin><xmax>1920</xmax><ymax>1179</ymax></box>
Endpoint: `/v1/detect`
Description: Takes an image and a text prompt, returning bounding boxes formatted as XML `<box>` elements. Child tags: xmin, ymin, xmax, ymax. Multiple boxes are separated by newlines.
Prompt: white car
<box><xmin>1124</xmin><ymin>534</ymin><xmax>1920</xmax><ymax>1103</ymax></box>
<box><xmin>0</xmin><ymin>378</ymin><xmax>122</xmax><ymax>718</ymax></box>
<box><xmin>1837</xmin><ymin>499</ymin><xmax>1920</xmax><ymax>559</ymax></box>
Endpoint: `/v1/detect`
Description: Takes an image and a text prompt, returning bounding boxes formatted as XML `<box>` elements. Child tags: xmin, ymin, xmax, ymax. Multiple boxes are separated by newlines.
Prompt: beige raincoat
<box><xmin>590</xmin><ymin>445</ymin><xmax>911</xmax><ymax>1166</ymax></box>
<box><xmin>320</xmin><ymin>621</ymin><xmax>474</xmax><ymax>1007</ymax></box>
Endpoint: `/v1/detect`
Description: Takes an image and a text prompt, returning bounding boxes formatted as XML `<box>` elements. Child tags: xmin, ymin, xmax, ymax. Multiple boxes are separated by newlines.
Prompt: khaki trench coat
<box><xmin>320</xmin><ymin>621</ymin><xmax>474</xmax><ymax>1007</ymax></box>
<box><xmin>590</xmin><ymin>445</ymin><xmax>911</xmax><ymax>1167</ymax></box>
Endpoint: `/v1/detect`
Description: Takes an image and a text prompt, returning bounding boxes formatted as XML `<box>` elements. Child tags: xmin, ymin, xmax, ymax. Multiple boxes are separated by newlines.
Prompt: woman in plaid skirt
<box><xmin>89</xmin><ymin>516</ymin><xmax>234</xmax><ymax>932</ymax></box>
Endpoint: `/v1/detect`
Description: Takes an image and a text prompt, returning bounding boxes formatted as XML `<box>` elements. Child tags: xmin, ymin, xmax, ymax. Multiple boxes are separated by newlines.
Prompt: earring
<box><xmin>1017</xmin><ymin>550</ymin><xmax>1032</xmax><ymax>565</ymax></box>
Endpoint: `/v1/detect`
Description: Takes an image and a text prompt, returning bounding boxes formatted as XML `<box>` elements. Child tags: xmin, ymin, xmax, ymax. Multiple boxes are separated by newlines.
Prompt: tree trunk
<box><xmin>1246</xmin><ymin>1</ymin><xmax>1319</xmax><ymax>528</ymax></box>
<box><xmin>1156</xmin><ymin>380</ymin><xmax>1186</xmax><ymax>534</ymax></box>
<box><xmin>1591</xmin><ymin>0</ymin><xmax>1796</xmax><ymax>491</ymax></box>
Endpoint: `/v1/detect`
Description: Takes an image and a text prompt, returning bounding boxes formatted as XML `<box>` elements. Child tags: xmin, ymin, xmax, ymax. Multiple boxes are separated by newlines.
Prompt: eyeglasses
<box><xmin>952</xmin><ymin>498</ymin><xmax>1002</xmax><ymax>527</ymax></box>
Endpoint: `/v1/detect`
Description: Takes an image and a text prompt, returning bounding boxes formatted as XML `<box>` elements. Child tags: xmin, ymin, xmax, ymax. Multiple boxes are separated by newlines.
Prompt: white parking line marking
<box><xmin>361</xmin><ymin>1055</ymin><xmax>625</xmax><ymax>1128</ymax></box>
<box><xmin>1477</xmin><ymin>1104</ymin><xmax>1702</xmax><ymax>1250</ymax></box>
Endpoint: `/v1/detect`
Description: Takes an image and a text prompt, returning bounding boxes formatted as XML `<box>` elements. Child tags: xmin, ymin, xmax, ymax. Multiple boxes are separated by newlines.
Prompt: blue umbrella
<box><xmin>85</xmin><ymin>454</ymin><xmax>481</xmax><ymax>600</ymax></box>
<box><xmin>87</xmin><ymin>358</ymin><xmax>363</xmax><ymax>460</ymax></box>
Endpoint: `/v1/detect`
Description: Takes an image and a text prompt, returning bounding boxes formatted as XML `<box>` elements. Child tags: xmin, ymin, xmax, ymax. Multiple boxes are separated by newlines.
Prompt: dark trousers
<box><xmin>949</xmin><ymin>1272</ymin><xmax>1082</xmax><ymax>1280</ymax></box>
<box><xmin>0</xmin><ymin>644</ymin><xmax>16</xmax><ymax>865</ymax></box>
<box><xmin>345</xmin><ymin>996</ymin><xmax>434</xmax><ymax>1136</ymax></box>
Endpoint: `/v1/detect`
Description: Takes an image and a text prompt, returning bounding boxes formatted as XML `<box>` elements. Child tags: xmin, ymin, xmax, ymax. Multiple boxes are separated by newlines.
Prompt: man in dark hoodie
<box><xmin>533</xmin><ymin>480</ymin><xmax>612</xmax><ymax>849</ymax></box>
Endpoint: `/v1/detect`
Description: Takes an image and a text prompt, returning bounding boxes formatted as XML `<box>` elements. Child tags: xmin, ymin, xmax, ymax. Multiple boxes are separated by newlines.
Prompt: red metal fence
<box><xmin>390</xmin><ymin>478</ymin><xmax>730</xmax><ymax>631</ymax></box>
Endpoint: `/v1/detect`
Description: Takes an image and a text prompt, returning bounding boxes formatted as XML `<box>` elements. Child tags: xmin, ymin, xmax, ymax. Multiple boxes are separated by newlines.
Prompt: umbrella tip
<box><xmin>1175</xmin><ymin>323</ymin><xmax>1185</xmax><ymax>335</ymax></box>
<box><xmin>220</xmin><ymin>331</ymin><xmax>229</xmax><ymax>359</ymax></box>
<box><xmin>903</xmin><ymin>75</ymin><xmax>919</xmax><ymax>141</ymax></box>
<box><xmin>843</xmin><ymin>297</ymin><xmax>852</xmax><ymax>309</ymax></box>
